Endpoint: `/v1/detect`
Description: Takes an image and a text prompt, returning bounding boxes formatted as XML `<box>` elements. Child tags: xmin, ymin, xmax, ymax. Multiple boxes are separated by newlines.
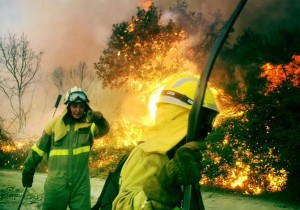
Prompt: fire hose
<box><xmin>17</xmin><ymin>94</ymin><xmax>62</xmax><ymax>210</ymax></box>
<box><xmin>183</xmin><ymin>0</ymin><xmax>248</xmax><ymax>209</ymax></box>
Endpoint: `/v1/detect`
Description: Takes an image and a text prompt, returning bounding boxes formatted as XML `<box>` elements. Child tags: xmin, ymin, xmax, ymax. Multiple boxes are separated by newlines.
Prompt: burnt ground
<box><xmin>0</xmin><ymin>169</ymin><xmax>299</xmax><ymax>210</ymax></box>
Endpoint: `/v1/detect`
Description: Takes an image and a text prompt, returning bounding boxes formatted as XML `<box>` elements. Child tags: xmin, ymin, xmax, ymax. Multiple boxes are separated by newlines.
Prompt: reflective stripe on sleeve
<box><xmin>73</xmin><ymin>146</ymin><xmax>90</xmax><ymax>155</ymax></box>
<box><xmin>91</xmin><ymin>123</ymin><xmax>95</xmax><ymax>138</ymax></box>
<box><xmin>49</xmin><ymin>149</ymin><xmax>69</xmax><ymax>157</ymax></box>
<box><xmin>32</xmin><ymin>144</ymin><xmax>45</xmax><ymax>157</ymax></box>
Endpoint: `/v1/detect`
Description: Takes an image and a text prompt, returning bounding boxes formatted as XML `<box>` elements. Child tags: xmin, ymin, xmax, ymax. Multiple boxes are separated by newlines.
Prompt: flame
<box><xmin>202</xmin><ymin>143</ymin><xmax>288</xmax><ymax>195</ymax></box>
<box><xmin>144</xmin><ymin>79</ymin><xmax>289</xmax><ymax>195</ymax></box>
<box><xmin>137</xmin><ymin>0</ymin><xmax>152</xmax><ymax>11</ymax></box>
<box><xmin>2</xmin><ymin>10</ymin><xmax>295</xmax><ymax>196</ymax></box>
<box><xmin>0</xmin><ymin>140</ymin><xmax>27</xmax><ymax>153</ymax></box>
<box><xmin>147</xmin><ymin>85</ymin><xmax>164</xmax><ymax>121</ymax></box>
<box><xmin>261</xmin><ymin>55</ymin><xmax>300</xmax><ymax>92</ymax></box>
<box><xmin>203</xmin><ymin>83</ymin><xmax>289</xmax><ymax>194</ymax></box>
<box><xmin>1</xmin><ymin>144</ymin><xmax>17</xmax><ymax>153</ymax></box>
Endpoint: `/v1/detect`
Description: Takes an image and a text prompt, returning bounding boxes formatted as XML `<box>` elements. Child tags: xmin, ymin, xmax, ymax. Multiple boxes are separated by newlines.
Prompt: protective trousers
<box><xmin>43</xmin><ymin>178</ymin><xmax>91</xmax><ymax>210</ymax></box>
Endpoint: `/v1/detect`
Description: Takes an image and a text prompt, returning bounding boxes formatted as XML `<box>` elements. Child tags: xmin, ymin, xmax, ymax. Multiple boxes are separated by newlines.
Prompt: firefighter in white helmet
<box><xmin>22</xmin><ymin>86</ymin><xmax>110</xmax><ymax>210</ymax></box>
<box><xmin>113</xmin><ymin>74</ymin><xmax>219</xmax><ymax>210</ymax></box>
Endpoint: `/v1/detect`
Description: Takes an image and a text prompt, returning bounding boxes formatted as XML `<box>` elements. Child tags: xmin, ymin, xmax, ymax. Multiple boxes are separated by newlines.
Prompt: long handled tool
<box><xmin>183</xmin><ymin>0</ymin><xmax>248</xmax><ymax>209</ymax></box>
<box><xmin>51</xmin><ymin>94</ymin><xmax>62</xmax><ymax>118</ymax></box>
<box><xmin>17</xmin><ymin>187</ymin><xmax>28</xmax><ymax>210</ymax></box>
<box><xmin>17</xmin><ymin>94</ymin><xmax>62</xmax><ymax>210</ymax></box>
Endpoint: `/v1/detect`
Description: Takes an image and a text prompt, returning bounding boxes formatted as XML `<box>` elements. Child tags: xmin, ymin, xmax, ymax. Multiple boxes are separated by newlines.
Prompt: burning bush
<box><xmin>203</xmin><ymin>121</ymin><xmax>288</xmax><ymax>195</ymax></box>
<box><xmin>0</xmin><ymin>137</ymin><xmax>37</xmax><ymax>170</ymax></box>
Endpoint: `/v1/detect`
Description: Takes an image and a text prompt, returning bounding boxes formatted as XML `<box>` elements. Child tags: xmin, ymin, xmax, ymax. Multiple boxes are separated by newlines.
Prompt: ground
<box><xmin>0</xmin><ymin>169</ymin><xmax>299</xmax><ymax>210</ymax></box>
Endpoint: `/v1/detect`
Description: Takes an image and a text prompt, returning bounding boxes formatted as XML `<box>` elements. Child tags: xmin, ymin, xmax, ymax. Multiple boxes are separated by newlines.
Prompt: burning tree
<box><xmin>94</xmin><ymin>0</ymin><xmax>222</xmax><ymax>92</ymax></box>
<box><xmin>95</xmin><ymin>4</ymin><xmax>187</xmax><ymax>91</ymax></box>
<box><xmin>212</xmin><ymin>27</ymin><xmax>300</xmax><ymax>198</ymax></box>
<box><xmin>93</xmin><ymin>0</ymin><xmax>300</xmax><ymax>200</ymax></box>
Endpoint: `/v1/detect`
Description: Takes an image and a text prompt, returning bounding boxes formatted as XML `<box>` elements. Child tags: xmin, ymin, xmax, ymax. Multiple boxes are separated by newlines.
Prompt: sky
<box><xmin>0</xmin><ymin>0</ymin><xmax>299</xmax><ymax>135</ymax></box>
<box><xmin>0</xmin><ymin>0</ymin><xmax>138</xmax><ymax>69</ymax></box>
<box><xmin>1</xmin><ymin>0</ymin><xmax>299</xmax><ymax>71</ymax></box>
<box><xmin>0</xmin><ymin>0</ymin><xmax>224</xmax><ymax>70</ymax></box>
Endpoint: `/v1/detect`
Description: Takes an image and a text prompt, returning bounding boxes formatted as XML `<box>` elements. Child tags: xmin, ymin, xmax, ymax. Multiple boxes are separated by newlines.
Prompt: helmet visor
<box><xmin>68</xmin><ymin>92</ymin><xmax>87</xmax><ymax>103</ymax></box>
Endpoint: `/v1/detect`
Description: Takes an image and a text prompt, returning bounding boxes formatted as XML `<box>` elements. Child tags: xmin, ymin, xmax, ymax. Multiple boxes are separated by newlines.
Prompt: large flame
<box><xmin>261</xmin><ymin>55</ymin><xmax>300</xmax><ymax>91</ymax></box>
<box><xmin>200</xmin><ymin>84</ymin><xmax>289</xmax><ymax>195</ymax></box>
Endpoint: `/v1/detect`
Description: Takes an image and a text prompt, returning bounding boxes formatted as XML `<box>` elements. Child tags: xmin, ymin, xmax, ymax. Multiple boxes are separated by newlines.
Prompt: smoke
<box><xmin>0</xmin><ymin>0</ymin><xmax>139</xmax><ymax>135</ymax></box>
<box><xmin>12</xmin><ymin>0</ymin><xmax>138</xmax><ymax>69</ymax></box>
<box><xmin>155</xmin><ymin>0</ymin><xmax>300</xmax><ymax>37</ymax></box>
<box><xmin>2</xmin><ymin>0</ymin><xmax>299</xmax><ymax>71</ymax></box>
<box><xmin>1</xmin><ymin>0</ymin><xmax>299</xmax><ymax>136</ymax></box>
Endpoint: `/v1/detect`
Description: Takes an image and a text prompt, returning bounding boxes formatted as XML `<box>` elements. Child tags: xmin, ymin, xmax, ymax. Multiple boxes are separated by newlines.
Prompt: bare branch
<box><xmin>0</xmin><ymin>33</ymin><xmax>43</xmax><ymax>133</ymax></box>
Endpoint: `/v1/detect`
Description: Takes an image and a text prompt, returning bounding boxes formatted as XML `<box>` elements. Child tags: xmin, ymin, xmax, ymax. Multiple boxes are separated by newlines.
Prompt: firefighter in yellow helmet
<box><xmin>22</xmin><ymin>87</ymin><xmax>110</xmax><ymax>210</ymax></box>
<box><xmin>113</xmin><ymin>74</ymin><xmax>219</xmax><ymax>210</ymax></box>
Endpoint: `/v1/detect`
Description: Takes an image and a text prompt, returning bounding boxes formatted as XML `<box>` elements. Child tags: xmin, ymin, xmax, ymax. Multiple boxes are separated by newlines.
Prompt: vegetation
<box><xmin>94</xmin><ymin>0</ymin><xmax>300</xmax><ymax>202</ymax></box>
<box><xmin>0</xmin><ymin>0</ymin><xmax>299</xmax><ymax>205</ymax></box>
<box><xmin>94</xmin><ymin>0</ymin><xmax>222</xmax><ymax>92</ymax></box>
<box><xmin>52</xmin><ymin>61</ymin><xmax>96</xmax><ymax>94</ymax></box>
<box><xmin>0</xmin><ymin>33</ymin><xmax>44</xmax><ymax>133</ymax></box>
<box><xmin>207</xmin><ymin>27</ymin><xmax>300</xmax><ymax>199</ymax></box>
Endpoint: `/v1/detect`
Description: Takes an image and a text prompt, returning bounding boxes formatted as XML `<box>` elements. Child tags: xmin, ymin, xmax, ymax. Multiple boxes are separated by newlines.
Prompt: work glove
<box><xmin>143</xmin><ymin>141</ymin><xmax>206</xmax><ymax>209</ymax></box>
<box><xmin>169</xmin><ymin>141</ymin><xmax>206</xmax><ymax>185</ymax></box>
<box><xmin>86</xmin><ymin>110</ymin><xmax>103</xmax><ymax>124</ymax></box>
<box><xmin>22</xmin><ymin>170</ymin><xmax>35</xmax><ymax>188</ymax></box>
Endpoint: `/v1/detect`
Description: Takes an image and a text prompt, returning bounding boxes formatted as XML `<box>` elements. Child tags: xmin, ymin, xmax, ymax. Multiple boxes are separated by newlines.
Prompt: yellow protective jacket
<box><xmin>23</xmin><ymin>108</ymin><xmax>110</xmax><ymax>210</ymax></box>
<box><xmin>113</xmin><ymin>104</ymin><xmax>188</xmax><ymax>210</ymax></box>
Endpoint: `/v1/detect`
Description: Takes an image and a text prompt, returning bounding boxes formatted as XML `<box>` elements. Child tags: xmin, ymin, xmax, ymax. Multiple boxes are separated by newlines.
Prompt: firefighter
<box><xmin>113</xmin><ymin>74</ymin><xmax>219</xmax><ymax>210</ymax></box>
<box><xmin>22</xmin><ymin>86</ymin><xmax>110</xmax><ymax>210</ymax></box>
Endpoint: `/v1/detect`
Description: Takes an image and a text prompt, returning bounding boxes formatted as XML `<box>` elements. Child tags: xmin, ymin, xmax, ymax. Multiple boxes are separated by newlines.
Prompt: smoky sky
<box><xmin>1</xmin><ymin>0</ymin><xmax>299</xmax><ymax>71</ymax></box>
<box><xmin>1</xmin><ymin>0</ymin><xmax>299</xmax><ymax>135</ymax></box>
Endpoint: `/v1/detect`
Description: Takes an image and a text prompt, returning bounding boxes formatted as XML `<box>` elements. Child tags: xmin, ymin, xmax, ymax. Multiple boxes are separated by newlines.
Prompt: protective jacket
<box><xmin>23</xmin><ymin>108</ymin><xmax>109</xmax><ymax>210</ymax></box>
<box><xmin>113</xmin><ymin>104</ymin><xmax>188</xmax><ymax>210</ymax></box>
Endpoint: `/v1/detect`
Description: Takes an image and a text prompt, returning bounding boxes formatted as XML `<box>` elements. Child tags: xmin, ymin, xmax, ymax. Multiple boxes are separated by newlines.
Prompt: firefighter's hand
<box><xmin>22</xmin><ymin>170</ymin><xmax>35</xmax><ymax>188</ymax></box>
<box><xmin>86</xmin><ymin>110</ymin><xmax>103</xmax><ymax>123</ymax></box>
<box><xmin>143</xmin><ymin>165</ymin><xmax>182</xmax><ymax>209</ymax></box>
<box><xmin>169</xmin><ymin>141</ymin><xmax>206</xmax><ymax>185</ymax></box>
<box><xmin>142</xmin><ymin>142</ymin><xmax>206</xmax><ymax>208</ymax></box>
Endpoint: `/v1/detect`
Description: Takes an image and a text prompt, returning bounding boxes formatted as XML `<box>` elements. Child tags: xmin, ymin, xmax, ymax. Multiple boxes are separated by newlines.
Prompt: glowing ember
<box><xmin>1</xmin><ymin>144</ymin><xmax>16</xmax><ymax>153</ymax></box>
<box><xmin>202</xmin><ymin>143</ymin><xmax>288</xmax><ymax>195</ymax></box>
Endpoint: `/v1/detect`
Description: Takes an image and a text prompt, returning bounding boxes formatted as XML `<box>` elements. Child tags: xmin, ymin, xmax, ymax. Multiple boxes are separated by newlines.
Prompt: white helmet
<box><xmin>64</xmin><ymin>86</ymin><xmax>89</xmax><ymax>104</ymax></box>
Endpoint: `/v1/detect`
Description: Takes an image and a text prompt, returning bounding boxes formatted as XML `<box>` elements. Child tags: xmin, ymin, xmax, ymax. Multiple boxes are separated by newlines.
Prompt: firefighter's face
<box><xmin>70</xmin><ymin>103</ymin><xmax>85</xmax><ymax>119</ymax></box>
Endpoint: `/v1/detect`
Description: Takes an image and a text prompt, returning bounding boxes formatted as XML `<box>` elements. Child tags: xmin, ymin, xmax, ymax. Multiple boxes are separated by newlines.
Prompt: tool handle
<box><xmin>183</xmin><ymin>0</ymin><xmax>248</xmax><ymax>209</ymax></box>
<box><xmin>17</xmin><ymin>187</ymin><xmax>27</xmax><ymax>210</ymax></box>
<box><xmin>51</xmin><ymin>94</ymin><xmax>62</xmax><ymax>118</ymax></box>
<box><xmin>54</xmin><ymin>94</ymin><xmax>62</xmax><ymax>108</ymax></box>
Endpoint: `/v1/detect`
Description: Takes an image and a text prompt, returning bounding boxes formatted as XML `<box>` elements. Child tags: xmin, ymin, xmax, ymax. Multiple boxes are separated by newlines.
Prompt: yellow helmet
<box><xmin>158</xmin><ymin>75</ymin><xmax>219</xmax><ymax>112</ymax></box>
